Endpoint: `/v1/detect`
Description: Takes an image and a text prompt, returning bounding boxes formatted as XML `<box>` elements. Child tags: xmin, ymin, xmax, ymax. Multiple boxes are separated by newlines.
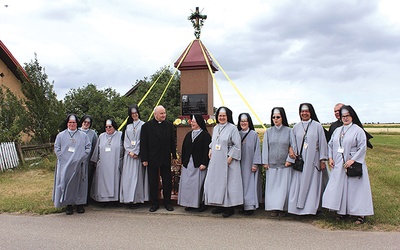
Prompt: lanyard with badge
<box><xmin>215</xmin><ymin>124</ymin><xmax>227</xmax><ymax>151</ymax></box>
<box><xmin>338</xmin><ymin>124</ymin><xmax>353</xmax><ymax>156</ymax></box>
<box><xmin>105</xmin><ymin>132</ymin><xmax>117</xmax><ymax>152</ymax></box>
<box><xmin>68</xmin><ymin>130</ymin><xmax>78</xmax><ymax>153</ymax></box>
<box><xmin>131</xmin><ymin>121</ymin><xmax>140</xmax><ymax>146</ymax></box>
<box><xmin>300</xmin><ymin>121</ymin><xmax>311</xmax><ymax>150</ymax></box>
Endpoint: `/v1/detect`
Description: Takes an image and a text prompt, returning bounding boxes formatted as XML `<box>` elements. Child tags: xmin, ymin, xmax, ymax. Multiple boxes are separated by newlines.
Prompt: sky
<box><xmin>1</xmin><ymin>0</ymin><xmax>400</xmax><ymax>124</ymax></box>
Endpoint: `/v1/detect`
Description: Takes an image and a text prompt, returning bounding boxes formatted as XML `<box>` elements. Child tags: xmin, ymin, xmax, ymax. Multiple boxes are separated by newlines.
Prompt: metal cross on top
<box><xmin>188</xmin><ymin>7</ymin><xmax>207</xmax><ymax>39</ymax></box>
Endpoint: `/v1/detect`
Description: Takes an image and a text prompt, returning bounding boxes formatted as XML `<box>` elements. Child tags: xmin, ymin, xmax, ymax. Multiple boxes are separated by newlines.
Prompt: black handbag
<box><xmin>346</xmin><ymin>161</ymin><xmax>363</xmax><ymax>177</ymax></box>
<box><xmin>292</xmin><ymin>121</ymin><xmax>311</xmax><ymax>172</ymax></box>
<box><xmin>339</xmin><ymin>126</ymin><xmax>363</xmax><ymax>177</ymax></box>
<box><xmin>292</xmin><ymin>155</ymin><xmax>304</xmax><ymax>172</ymax></box>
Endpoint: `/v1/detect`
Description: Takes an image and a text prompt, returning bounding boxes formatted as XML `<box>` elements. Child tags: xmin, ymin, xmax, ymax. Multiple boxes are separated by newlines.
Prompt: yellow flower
<box><xmin>207</xmin><ymin>118</ymin><xmax>215</xmax><ymax>125</ymax></box>
<box><xmin>173</xmin><ymin>118</ymin><xmax>182</xmax><ymax>125</ymax></box>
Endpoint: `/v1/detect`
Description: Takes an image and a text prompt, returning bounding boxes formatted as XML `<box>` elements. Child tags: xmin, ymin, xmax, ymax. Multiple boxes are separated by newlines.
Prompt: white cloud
<box><xmin>1</xmin><ymin>0</ymin><xmax>399</xmax><ymax>123</ymax></box>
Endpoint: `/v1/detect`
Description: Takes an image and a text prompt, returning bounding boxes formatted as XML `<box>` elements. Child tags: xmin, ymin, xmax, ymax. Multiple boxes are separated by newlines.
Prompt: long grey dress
<box><xmin>53</xmin><ymin>129</ymin><xmax>91</xmax><ymax>208</ymax></box>
<box><xmin>240</xmin><ymin>129</ymin><xmax>262</xmax><ymax>210</ymax></box>
<box><xmin>120</xmin><ymin>120</ymin><xmax>149</xmax><ymax>204</ymax></box>
<box><xmin>322</xmin><ymin>124</ymin><xmax>374</xmax><ymax>216</ymax></box>
<box><xmin>91</xmin><ymin>131</ymin><xmax>123</xmax><ymax>202</ymax></box>
<box><xmin>262</xmin><ymin>125</ymin><xmax>293</xmax><ymax>211</ymax></box>
<box><xmin>178</xmin><ymin>129</ymin><xmax>210</xmax><ymax>208</ymax></box>
<box><xmin>79</xmin><ymin>128</ymin><xmax>98</xmax><ymax>199</ymax></box>
<box><xmin>288</xmin><ymin>120</ymin><xmax>328</xmax><ymax>215</ymax></box>
<box><xmin>204</xmin><ymin>123</ymin><xmax>243</xmax><ymax>207</ymax></box>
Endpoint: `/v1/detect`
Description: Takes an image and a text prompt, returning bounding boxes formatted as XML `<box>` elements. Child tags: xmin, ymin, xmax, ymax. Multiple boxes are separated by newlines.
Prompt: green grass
<box><xmin>314</xmin><ymin>134</ymin><xmax>400</xmax><ymax>231</ymax></box>
<box><xmin>1</xmin><ymin>134</ymin><xmax>399</xmax><ymax>231</ymax></box>
<box><xmin>0</xmin><ymin>155</ymin><xmax>61</xmax><ymax>214</ymax></box>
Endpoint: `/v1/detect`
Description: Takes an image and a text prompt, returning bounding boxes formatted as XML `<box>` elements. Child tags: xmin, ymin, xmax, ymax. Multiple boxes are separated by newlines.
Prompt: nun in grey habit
<box><xmin>237</xmin><ymin>113</ymin><xmax>262</xmax><ymax>215</ymax></box>
<box><xmin>53</xmin><ymin>114</ymin><xmax>91</xmax><ymax>215</ymax></box>
<box><xmin>288</xmin><ymin>103</ymin><xmax>328</xmax><ymax>215</ymax></box>
<box><xmin>322</xmin><ymin>105</ymin><xmax>373</xmax><ymax>224</ymax></box>
<box><xmin>262</xmin><ymin>107</ymin><xmax>294</xmax><ymax>216</ymax></box>
<box><xmin>91</xmin><ymin>119</ymin><xmax>123</xmax><ymax>203</ymax></box>
<box><xmin>178</xmin><ymin>114</ymin><xmax>211</xmax><ymax>211</ymax></box>
<box><xmin>120</xmin><ymin>105</ymin><xmax>149</xmax><ymax>206</ymax></box>
<box><xmin>203</xmin><ymin>107</ymin><xmax>243</xmax><ymax>218</ymax></box>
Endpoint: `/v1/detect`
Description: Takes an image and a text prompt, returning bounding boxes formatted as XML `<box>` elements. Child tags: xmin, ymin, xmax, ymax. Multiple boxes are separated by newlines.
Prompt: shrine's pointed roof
<box><xmin>174</xmin><ymin>39</ymin><xmax>218</xmax><ymax>72</ymax></box>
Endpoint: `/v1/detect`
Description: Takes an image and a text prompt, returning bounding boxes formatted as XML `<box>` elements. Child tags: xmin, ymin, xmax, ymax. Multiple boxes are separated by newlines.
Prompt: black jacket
<box><xmin>181</xmin><ymin>130</ymin><xmax>211</xmax><ymax>168</ymax></box>
<box><xmin>140</xmin><ymin>119</ymin><xmax>176</xmax><ymax>167</ymax></box>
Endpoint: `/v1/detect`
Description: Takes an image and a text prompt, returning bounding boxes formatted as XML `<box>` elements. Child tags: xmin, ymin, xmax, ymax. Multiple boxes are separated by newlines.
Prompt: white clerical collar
<box><xmin>302</xmin><ymin>119</ymin><xmax>311</xmax><ymax>124</ymax></box>
<box><xmin>68</xmin><ymin>129</ymin><xmax>77</xmax><ymax>132</ymax></box>
<box><xmin>79</xmin><ymin>127</ymin><xmax>89</xmax><ymax>132</ymax></box>
<box><xmin>343</xmin><ymin>122</ymin><xmax>353</xmax><ymax>128</ymax></box>
<box><xmin>241</xmin><ymin>128</ymin><xmax>249</xmax><ymax>133</ymax></box>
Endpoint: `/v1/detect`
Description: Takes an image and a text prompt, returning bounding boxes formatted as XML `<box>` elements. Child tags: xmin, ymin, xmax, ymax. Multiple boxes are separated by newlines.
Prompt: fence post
<box><xmin>16</xmin><ymin>143</ymin><xmax>25</xmax><ymax>165</ymax></box>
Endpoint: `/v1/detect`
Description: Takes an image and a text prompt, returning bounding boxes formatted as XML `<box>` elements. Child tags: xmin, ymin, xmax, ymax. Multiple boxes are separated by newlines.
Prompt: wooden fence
<box><xmin>0</xmin><ymin>142</ymin><xmax>19</xmax><ymax>171</ymax></box>
<box><xmin>18</xmin><ymin>143</ymin><xmax>54</xmax><ymax>164</ymax></box>
<box><xmin>0</xmin><ymin>142</ymin><xmax>54</xmax><ymax>171</ymax></box>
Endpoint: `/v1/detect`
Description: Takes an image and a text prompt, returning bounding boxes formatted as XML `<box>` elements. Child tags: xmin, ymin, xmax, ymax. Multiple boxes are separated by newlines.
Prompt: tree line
<box><xmin>0</xmin><ymin>54</ymin><xmax>180</xmax><ymax>143</ymax></box>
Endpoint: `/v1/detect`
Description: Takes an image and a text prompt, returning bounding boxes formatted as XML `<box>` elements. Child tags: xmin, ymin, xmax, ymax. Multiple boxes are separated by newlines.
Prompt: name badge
<box><xmin>131</xmin><ymin>141</ymin><xmax>136</xmax><ymax>146</ymax></box>
<box><xmin>303</xmin><ymin>143</ymin><xmax>308</xmax><ymax>149</ymax></box>
<box><xmin>68</xmin><ymin>146</ymin><xmax>75</xmax><ymax>153</ymax></box>
<box><xmin>215</xmin><ymin>144</ymin><xmax>221</xmax><ymax>151</ymax></box>
<box><xmin>337</xmin><ymin>147</ymin><xmax>344</xmax><ymax>153</ymax></box>
<box><xmin>105</xmin><ymin>146</ymin><xmax>111</xmax><ymax>152</ymax></box>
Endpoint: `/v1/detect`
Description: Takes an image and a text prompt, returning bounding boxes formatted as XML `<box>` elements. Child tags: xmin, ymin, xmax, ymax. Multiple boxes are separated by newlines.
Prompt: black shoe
<box><xmin>243</xmin><ymin>210</ymin><xmax>254</xmax><ymax>215</ymax></box>
<box><xmin>129</xmin><ymin>203</ymin><xmax>141</xmax><ymax>209</ymax></box>
<box><xmin>66</xmin><ymin>205</ymin><xmax>73</xmax><ymax>215</ymax></box>
<box><xmin>185</xmin><ymin>207</ymin><xmax>196</xmax><ymax>211</ymax></box>
<box><xmin>197</xmin><ymin>205</ymin><xmax>208</xmax><ymax>212</ymax></box>
<box><xmin>99</xmin><ymin>202</ymin><xmax>108</xmax><ymax>207</ymax></box>
<box><xmin>212</xmin><ymin>207</ymin><xmax>225</xmax><ymax>214</ymax></box>
<box><xmin>149</xmin><ymin>205</ymin><xmax>159</xmax><ymax>212</ymax></box>
<box><xmin>165</xmin><ymin>205</ymin><xmax>174</xmax><ymax>211</ymax></box>
<box><xmin>222</xmin><ymin>208</ymin><xmax>235</xmax><ymax>218</ymax></box>
<box><xmin>76</xmin><ymin>205</ymin><xmax>85</xmax><ymax>214</ymax></box>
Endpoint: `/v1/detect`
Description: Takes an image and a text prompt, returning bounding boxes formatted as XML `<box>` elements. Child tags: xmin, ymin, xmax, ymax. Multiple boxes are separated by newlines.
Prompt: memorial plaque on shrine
<box><xmin>181</xmin><ymin>94</ymin><xmax>207</xmax><ymax>115</ymax></box>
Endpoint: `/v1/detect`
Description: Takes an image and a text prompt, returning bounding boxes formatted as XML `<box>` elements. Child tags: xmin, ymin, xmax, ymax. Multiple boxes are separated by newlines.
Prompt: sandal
<box><xmin>355</xmin><ymin>216</ymin><xmax>365</xmax><ymax>225</ymax></box>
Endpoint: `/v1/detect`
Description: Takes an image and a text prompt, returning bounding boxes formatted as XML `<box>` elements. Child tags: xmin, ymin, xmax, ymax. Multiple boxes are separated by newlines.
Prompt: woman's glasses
<box><xmin>105</xmin><ymin>126</ymin><xmax>113</xmax><ymax>128</ymax></box>
<box><xmin>272</xmin><ymin>116</ymin><xmax>281</xmax><ymax>119</ymax></box>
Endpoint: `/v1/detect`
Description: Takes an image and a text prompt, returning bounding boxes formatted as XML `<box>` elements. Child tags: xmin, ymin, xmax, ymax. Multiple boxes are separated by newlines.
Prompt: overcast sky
<box><xmin>1</xmin><ymin>0</ymin><xmax>400</xmax><ymax>124</ymax></box>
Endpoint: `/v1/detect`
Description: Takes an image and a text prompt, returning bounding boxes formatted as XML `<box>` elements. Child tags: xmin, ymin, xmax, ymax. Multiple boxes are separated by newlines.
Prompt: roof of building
<box><xmin>0</xmin><ymin>40</ymin><xmax>29</xmax><ymax>81</ymax></box>
<box><xmin>124</xmin><ymin>81</ymin><xmax>143</xmax><ymax>97</ymax></box>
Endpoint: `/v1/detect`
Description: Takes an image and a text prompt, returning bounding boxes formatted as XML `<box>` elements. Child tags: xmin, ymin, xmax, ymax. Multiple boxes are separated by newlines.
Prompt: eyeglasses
<box><xmin>272</xmin><ymin>116</ymin><xmax>281</xmax><ymax>119</ymax></box>
<box><xmin>105</xmin><ymin>126</ymin><xmax>113</xmax><ymax>128</ymax></box>
<box><xmin>342</xmin><ymin>115</ymin><xmax>351</xmax><ymax>118</ymax></box>
<box><xmin>68</xmin><ymin>122</ymin><xmax>77</xmax><ymax>124</ymax></box>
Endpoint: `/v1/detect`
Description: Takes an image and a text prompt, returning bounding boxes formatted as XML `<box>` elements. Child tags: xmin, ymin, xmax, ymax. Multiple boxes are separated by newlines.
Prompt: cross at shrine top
<box><xmin>188</xmin><ymin>7</ymin><xmax>207</xmax><ymax>39</ymax></box>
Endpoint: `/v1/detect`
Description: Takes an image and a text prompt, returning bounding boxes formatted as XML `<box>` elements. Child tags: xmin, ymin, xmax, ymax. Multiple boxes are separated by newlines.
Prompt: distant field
<box><xmin>255</xmin><ymin>124</ymin><xmax>400</xmax><ymax>134</ymax></box>
<box><xmin>365</xmin><ymin>127</ymin><xmax>400</xmax><ymax>133</ymax></box>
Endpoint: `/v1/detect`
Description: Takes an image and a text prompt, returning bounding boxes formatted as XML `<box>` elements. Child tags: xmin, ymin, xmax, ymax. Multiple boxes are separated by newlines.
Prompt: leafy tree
<box><xmin>20</xmin><ymin>54</ymin><xmax>65</xmax><ymax>143</ymax></box>
<box><xmin>62</xmin><ymin>66</ymin><xmax>180</xmax><ymax>134</ymax></box>
<box><xmin>63</xmin><ymin>83</ymin><xmax>130</xmax><ymax>133</ymax></box>
<box><xmin>0</xmin><ymin>86</ymin><xmax>29</xmax><ymax>142</ymax></box>
<box><xmin>126</xmin><ymin>66</ymin><xmax>181</xmax><ymax>123</ymax></box>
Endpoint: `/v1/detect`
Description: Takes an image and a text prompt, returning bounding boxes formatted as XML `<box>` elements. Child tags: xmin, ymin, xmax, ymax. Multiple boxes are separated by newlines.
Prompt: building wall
<box><xmin>0</xmin><ymin>59</ymin><xmax>24</xmax><ymax>99</ymax></box>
